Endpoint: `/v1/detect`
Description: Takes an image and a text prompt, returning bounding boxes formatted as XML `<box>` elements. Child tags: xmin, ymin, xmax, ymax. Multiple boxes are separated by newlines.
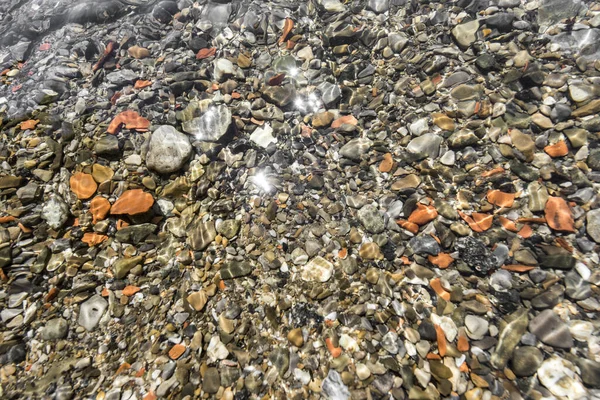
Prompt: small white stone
<box><xmin>207</xmin><ymin>336</ymin><xmax>229</xmax><ymax>361</ymax></box>
<box><xmin>301</xmin><ymin>256</ymin><xmax>334</xmax><ymax>282</ymax></box>
<box><xmin>356</xmin><ymin>363</ymin><xmax>371</xmax><ymax>380</ymax></box>
<box><xmin>294</xmin><ymin>368</ymin><xmax>311</xmax><ymax>385</ymax></box>
<box><xmin>339</xmin><ymin>334</ymin><xmax>359</xmax><ymax>352</ymax></box>
<box><xmin>440</xmin><ymin>150</ymin><xmax>455</xmax><ymax>166</ymax></box>
<box><xmin>250</xmin><ymin>124</ymin><xmax>277</xmax><ymax>148</ymax></box>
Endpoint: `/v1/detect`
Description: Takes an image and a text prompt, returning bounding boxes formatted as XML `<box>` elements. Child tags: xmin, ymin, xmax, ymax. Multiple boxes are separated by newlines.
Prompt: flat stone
<box><xmin>188</xmin><ymin>220</ymin><xmax>216</xmax><ymax>251</ymax></box>
<box><xmin>182</xmin><ymin>104</ymin><xmax>232</xmax><ymax>142</ymax></box>
<box><xmin>465</xmin><ymin>315</ymin><xmax>489</xmax><ymax>340</ymax></box>
<box><xmin>113</xmin><ymin>256</ymin><xmax>143</xmax><ymax>279</ymax></box>
<box><xmin>391</xmin><ymin>174</ymin><xmax>421</xmax><ymax>190</ymax></box>
<box><xmin>490</xmin><ymin>308</ymin><xmax>528</xmax><ymax>369</ymax></box>
<box><xmin>340</xmin><ymin>138</ymin><xmax>372</xmax><ymax>160</ymax></box>
<box><xmin>263</xmin><ymin>84</ymin><xmax>296</xmax><ymax>107</ymax></box>
<box><xmin>220</xmin><ymin>261</ymin><xmax>253</xmax><ymax>280</ymax></box>
<box><xmin>511</xmin><ymin>346</ymin><xmax>543</xmax><ymax>377</ymax></box>
<box><xmin>41</xmin><ymin>318</ymin><xmax>68</xmax><ymax>340</ymax></box>
<box><xmin>451</xmin><ymin>20</ymin><xmax>480</xmax><ymax>49</ymax></box>
<box><xmin>301</xmin><ymin>256</ymin><xmax>334</xmax><ymax>282</ymax></box>
<box><xmin>510</xmin><ymin>129</ymin><xmax>535</xmax><ymax>161</ymax></box>
<box><xmin>203</xmin><ymin>368</ymin><xmax>220</xmax><ymax>394</ymax></box>
<box><xmin>407</xmin><ymin>133</ymin><xmax>442</xmax><ymax>158</ymax></box>
<box><xmin>78</xmin><ymin>295</ymin><xmax>108</xmax><ymax>331</ymax></box>
<box><xmin>529</xmin><ymin>309</ymin><xmax>574</xmax><ymax>348</ymax></box>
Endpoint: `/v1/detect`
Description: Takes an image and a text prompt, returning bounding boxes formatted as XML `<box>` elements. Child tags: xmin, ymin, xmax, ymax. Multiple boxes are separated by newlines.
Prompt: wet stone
<box><xmin>220</xmin><ymin>261</ymin><xmax>253</xmax><ymax>280</ymax></box>
<box><xmin>78</xmin><ymin>295</ymin><xmax>108</xmax><ymax>331</ymax></box>
<box><xmin>203</xmin><ymin>368</ymin><xmax>220</xmax><ymax>394</ymax></box>
<box><xmin>182</xmin><ymin>104</ymin><xmax>232</xmax><ymax>142</ymax></box>
<box><xmin>511</xmin><ymin>346</ymin><xmax>543</xmax><ymax>377</ymax></box>
<box><xmin>188</xmin><ymin>220</ymin><xmax>216</xmax><ymax>251</ymax></box>
<box><xmin>41</xmin><ymin>318</ymin><xmax>68</xmax><ymax>340</ymax></box>
<box><xmin>146</xmin><ymin>125</ymin><xmax>192</xmax><ymax>174</ymax></box>
<box><xmin>529</xmin><ymin>309</ymin><xmax>574</xmax><ymax>349</ymax></box>
<box><xmin>357</xmin><ymin>204</ymin><xmax>385</xmax><ymax>234</ymax></box>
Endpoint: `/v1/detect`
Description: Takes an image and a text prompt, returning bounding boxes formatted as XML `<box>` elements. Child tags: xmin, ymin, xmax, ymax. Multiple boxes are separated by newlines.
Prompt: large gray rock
<box><xmin>340</xmin><ymin>138</ymin><xmax>372</xmax><ymax>160</ymax></box>
<box><xmin>78</xmin><ymin>295</ymin><xmax>108</xmax><ymax>331</ymax></box>
<box><xmin>146</xmin><ymin>125</ymin><xmax>192</xmax><ymax>174</ymax></box>
<box><xmin>41</xmin><ymin>318</ymin><xmax>68</xmax><ymax>340</ymax></box>
<box><xmin>451</xmin><ymin>20</ymin><xmax>479</xmax><ymax>49</ymax></box>
<box><xmin>586</xmin><ymin>209</ymin><xmax>600</xmax><ymax>243</ymax></box>
<box><xmin>529</xmin><ymin>309</ymin><xmax>574</xmax><ymax>349</ymax></box>
<box><xmin>407</xmin><ymin>133</ymin><xmax>443</xmax><ymax>158</ymax></box>
<box><xmin>182</xmin><ymin>105</ymin><xmax>232</xmax><ymax>142</ymax></box>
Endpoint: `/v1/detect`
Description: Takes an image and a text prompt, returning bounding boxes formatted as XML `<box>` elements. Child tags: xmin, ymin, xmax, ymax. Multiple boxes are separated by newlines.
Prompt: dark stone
<box><xmin>408</xmin><ymin>236</ymin><xmax>440</xmax><ymax>256</ymax></box>
<box><xmin>486</xmin><ymin>13</ymin><xmax>515</xmax><ymax>32</ymax></box>
<box><xmin>511</xmin><ymin>346</ymin><xmax>543</xmax><ymax>377</ymax></box>
<box><xmin>153</xmin><ymin>1</ymin><xmax>179</xmax><ymax>24</ymax></box>
<box><xmin>539</xmin><ymin>252</ymin><xmax>575</xmax><ymax>270</ymax></box>
<box><xmin>455</xmin><ymin>237</ymin><xmax>498</xmax><ymax>276</ymax></box>
<box><xmin>418</xmin><ymin>321</ymin><xmax>437</xmax><ymax>341</ymax></box>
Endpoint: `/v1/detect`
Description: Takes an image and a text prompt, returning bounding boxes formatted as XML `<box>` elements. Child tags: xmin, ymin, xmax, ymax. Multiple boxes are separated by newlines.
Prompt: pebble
<box><xmin>78</xmin><ymin>295</ymin><xmax>108</xmax><ymax>331</ymax></box>
<box><xmin>529</xmin><ymin>309</ymin><xmax>574</xmax><ymax>349</ymax></box>
<box><xmin>146</xmin><ymin>125</ymin><xmax>192</xmax><ymax>174</ymax></box>
<box><xmin>301</xmin><ymin>257</ymin><xmax>333</xmax><ymax>282</ymax></box>
<box><xmin>511</xmin><ymin>346</ymin><xmax>543</xmax><ymax>377</ymax></box>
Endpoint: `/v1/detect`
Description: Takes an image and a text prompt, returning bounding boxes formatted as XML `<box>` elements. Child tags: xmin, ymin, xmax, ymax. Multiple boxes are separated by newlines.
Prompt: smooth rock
<box><xmin>511</xmin><ymin>346</ymin><xmax>543</xmax><ymax>377</ymax></box>
<box><xmin>452</xmin><ymin>20</ymin><xmax>480</xmax><ymax>49</ymax></box>
<box><xmin>41</xmin><ymin>318</ymin><xmax>68</xmax><ymax>340</ymax></box>
<box><xmin>220</xmin><ymin>261</ymin><xmax>253</xmax><ymax>280</ymax></box>
<box><xmin>529</xmin><ymin>309</ymin><xmax>573</xmax><ymax>348</ymax></box>
<box><xmin>407</xmin><ymin>133</ymin><xmax>443</xmax><ymax>158</ymax></box>
<box><xmin>189</xmin><ymin>220</ymin><xmax>216</xmax><ymax>251</ymax></box>
<box><xmin>78</xmin><ymin>295</ymin><xmax>108</xmax><ymax>331</ymax></box>
<box><xmin>146</xmin><ymin>125</ymin><xmax>192</xmax><ymax>174</ymax></box>
<box><xmin>182</xmin><ymin>105</ymin><xmax>232</xmax><ymax>142</ymax></box>
<box><xmin>301</xmin><ymin>256</ymin><xmax>334</xmax><ymax>282</ymax></box>
<box><xmin>340</xmin><ymin>138</ymin><xmax>372</xmax><ymax>160</ymax></box>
